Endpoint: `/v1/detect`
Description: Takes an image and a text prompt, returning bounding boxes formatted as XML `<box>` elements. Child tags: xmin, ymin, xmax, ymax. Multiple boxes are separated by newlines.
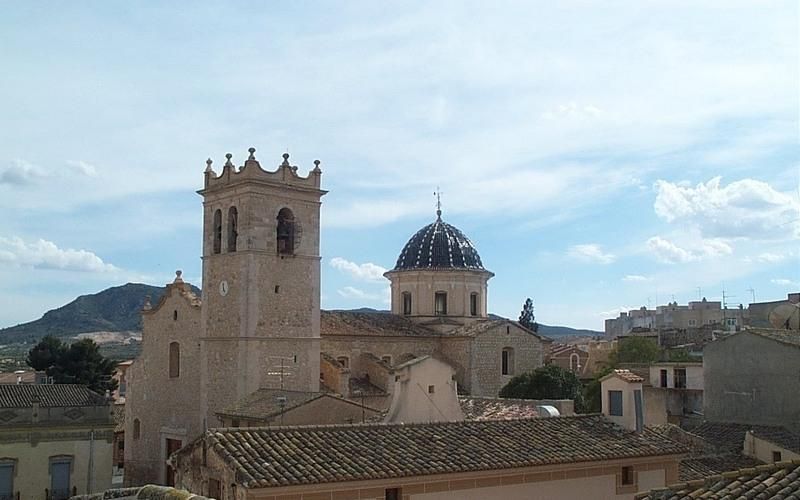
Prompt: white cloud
<box><xmin>0</xmin><ymin>159</ymin><xmax>48</xmax><ymax>185</ymax></box>
<box><xmin>646</xmin><ymin>236</ymin><xmax>733</xmax><ymax>264</ymax></box>
<box><xmin>758</xmin><ymin>252</ymin><xmax>788</xmax><ymax>263</ymax></box>
<box><xmin>653</xmin><ymin>177</ymin><xmax>800</xmax><ymax>240</ymax></box>
<box><xmin>568</xmin><ymin>244</ymin><xmax>615</xmax><ymax>264</ymax></box>
<box><xmin>329</xmin><ymin>257</ymin><xmax>388</xmax><ymax>282</ymax></box>
<box><xmin>622</xmin><ymin>275</ymin><xmax>649</xmax><ymax>282</ymax></box>
<box><xmin>0</xmin><ymin>236</ymin><xmax>118</xmax><ymax>273</ymax></box>
<box><xmin>771</xmin><ymin>278</ymin><xmax>800</xmax><ymax>287</ymax></box>
<box><xmin>599</xmin><ymin>306</ymin><xmax>638</xmax><ymax>318</ymax></box>
<box><xmin>336</xmin><ymin>286</ymin><xmax>384</xmax><ymax>301</ymax></box>
<box><xmin>65</xmin><ymin>160</ymin><xmax>98</xmax><ymax>177</ymax></box>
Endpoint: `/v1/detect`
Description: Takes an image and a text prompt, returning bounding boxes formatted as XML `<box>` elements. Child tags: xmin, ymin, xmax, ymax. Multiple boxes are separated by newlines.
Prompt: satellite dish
<box><xmin>768</xmin><ymin>303</ymin><xmax>800</xmax><ymax>330</ymax></box>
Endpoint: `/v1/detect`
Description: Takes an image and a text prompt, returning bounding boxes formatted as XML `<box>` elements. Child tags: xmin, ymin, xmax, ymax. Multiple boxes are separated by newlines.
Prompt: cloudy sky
<box><xmin>1</xmin><ymin>2</ymin><xmax>798</xmax><ymax>331</ymax></box>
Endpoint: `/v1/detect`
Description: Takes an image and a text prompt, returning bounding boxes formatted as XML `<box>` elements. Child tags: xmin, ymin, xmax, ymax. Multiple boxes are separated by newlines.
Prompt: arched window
<box><xmin>570</xmin><ymin>353</ymin><xmax>580</xmax><ymax>372</ymax></box>
<box><xmin>133</xmin><ymin>419</ymin><xmax>141</xmax><ymax>440</ymax></box>
<box><xmin>502</xmin><ymin>347</ymin><xmax>514</xmax><ymax>376</ymax></box>
<box><xmin>212</xmin><ymin>209</ymin><xmax>222</xmax><ymax>254</ymax></box>
<box><xmin>169</xmin><ymin>342</ymin><xmax>180</xmax><ymax>378</ymax></box>
<box><xmin>435</xmin><ymin>291</ymin><xmax>447</xmax><ymax>315</ymax></box>
<box><xmin>470</xmin><ymin>292</ymin><xmax>479</xmax><ymax>316</ymax></box>
<box><xmin>276</xmin><ymin>208</ymin><xmax>295</xmax><ymax>254</ymax></box>
<box><xmin>227</xmin><ymin>206</ymin><xmax>238</xmax><ymax>252</ymax></box>
<box><xmin>402</xmin><ymin>292</ymin><xmax>412</xmax><ymax>315</ymax></box>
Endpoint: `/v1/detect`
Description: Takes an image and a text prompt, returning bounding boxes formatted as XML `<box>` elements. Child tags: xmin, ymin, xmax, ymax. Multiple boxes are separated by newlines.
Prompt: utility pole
<box><xmin>747</xmin><ymin>287</ymin><xmax>756</xmax><ymax>304</ymax></box>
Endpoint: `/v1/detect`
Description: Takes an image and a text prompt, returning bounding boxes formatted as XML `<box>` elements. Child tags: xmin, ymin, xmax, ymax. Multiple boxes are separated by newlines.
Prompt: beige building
<box><xmin>605</xmin><ymin>299</ymin><xmax>748</xmax><ymax>338</ymax></box>
<box><xmin>0</xmin><ymin>384</ymin><xmax>114</xmax><ymax>500</ymax></box>
<box><xmin>384</xmin><ymin>356</ymin><xmax>464</xmax><ymax>423</ymax></box>
<box><xmin>600</xmin><ymin>370</ymin><xmax>645</xmax><ymax>432</ymax></box>
<box><xmin>126</xmin><ymin>149</ymin><xmax>550</xmax><ymax>487</ymax></box>
<box><xmin>172</xmin><ymin>416</ymin><xmax>686</xmax><ymax>500</ymax></box>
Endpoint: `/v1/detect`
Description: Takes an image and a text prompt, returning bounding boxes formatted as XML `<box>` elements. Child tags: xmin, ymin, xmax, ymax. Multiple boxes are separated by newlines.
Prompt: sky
<box><xmin>0</xmin><ymin>1</ymin><xmax>798</xmax><ymax>331</ymax></box>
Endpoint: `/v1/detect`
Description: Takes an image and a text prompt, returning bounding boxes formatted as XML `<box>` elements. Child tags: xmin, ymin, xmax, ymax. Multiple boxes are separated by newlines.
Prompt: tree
<box><xmin>607</xmin><ymin>336</ymin><xmax>660</xmax><ymax>365</ymax></box>
<box><xmin>581</xmin><ymin>365</ymin><xmax>613</xmax><ymax>413</ymax></box>
<box><xmin>27</xmin><ymin>336</ymin><xmax>118</xmax><ymax>393</ymax></box>
<box><xmin>500</xmin><ymin>364</ymin><xmax>585</xmax><ymax>412</ymax></box>
<box><xmin>518</xmin><ymin>298</ymin><xmax>538</xmax><ymax>332</ymax></box>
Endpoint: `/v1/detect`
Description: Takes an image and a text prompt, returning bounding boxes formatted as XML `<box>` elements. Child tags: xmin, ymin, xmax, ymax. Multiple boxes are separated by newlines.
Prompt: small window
<box><xmin>208</xmin><ymin>479</ymin><xmax>221</xmax><ymax>499</ymax></box>
<box><xmin>470</xmin><ymin>292</ymin><xmax>478</xmax><ymax>316</ymax></box>
<box><xmin>570</xmin><ymin>353</ymin><xmax>580</xmax><ymax>372</ymax></box>
<box><xmin>277</xmin><ymin>208</ymin><xmax>295</xmax><ymax>254</ymax></box>
<box><xmin>169</xmin><ymin>342</ymin><xmax>180</xmax><ymax>378</ymax></box>
<box><xmin>274</xmin><ymin>285</ymin><xmax>280</xmax><ymax>293</ymax></box>
<box><xmin>434</xmin><ymin>292</ymin><xmax>447</xmax><ymax>315</ymax></box>
<box><xmin>385</xmin><ymin>488</ymin><xmax>401</xmax><ymax>500</ymax></box>
<box><xmin>402</xmin><ymin>292</ymin><xmax>412</xmax><ymax>315</ymax></box>
<box><xmin>660</xmin><ymin>369</ymin><xmax>668</xmax><ymax>388</ymax></box>
<box><xmin>502</xmin><ymin>347</ymin><xmax>514</xmax><ymax>376</ymax></box>
<box><xmin>688</xmin><ymin>319</ymin><xmax>697</xmax><ymax>327</ymax></box>
<box><xmin>212</xmin><ymin>209</ymin><xmax>222</xmax><ymax>254</ymax></box>
<box><xmin>173</xmin><ymin>310</ymin><xmax>178</xmax><ymax>321</ymax></box>
<box><xmin>133</xmin><ymin>419</ymin><xmax>141</xmax><ymax>440</ymax></box>
<box><xmin>231</xmin><ymin>419</ymin><xmax>240</xmax><ymax>428</ymax></box>
<box><xmin>609</xmin><ymin>390</ymin><xmax>623</xmax><ymax>416</ymax></box>
<box><xmin>773</xmin><ymin>451</ymin><xmax>782</xmax><ymax>462</ymax></box>
<box><xmin>621</xmin><ymin>466</ymin><xmax>634</xmax><ymax>485</ymax></box>
<box><xmin>381</xmin><ymin>355</ymin><xmax>392</xmax><ymax>365</ymax></box>
<box><xmin>227</xmin><ymin>206</ymin><xmax>238</xmax><ymax>252</ymax></box>
<box><xmin>674</xmin><ymin>368</ymin><xmax>687</xmax><ymax>389</ymax></box>
<box><xmin>337</xmin><ymin>356</ymin><xmax>349</xmax><ymax>369</ymax></box>
<box><xmin>0</xmin><ymin>462</ymin><xmax>14</xmax><ymax>500</ymax></box>
<box><xmin>428</xmin><ymin>385</ymin><xmax>435</xmax><ymax>394</ymax></box>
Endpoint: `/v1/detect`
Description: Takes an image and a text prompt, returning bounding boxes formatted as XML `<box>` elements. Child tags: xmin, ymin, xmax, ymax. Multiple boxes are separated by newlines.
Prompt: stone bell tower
<box><xmin>198</xmin><ymin>148</ymin><xmax>325</xmax><ymax>425</ymax></box>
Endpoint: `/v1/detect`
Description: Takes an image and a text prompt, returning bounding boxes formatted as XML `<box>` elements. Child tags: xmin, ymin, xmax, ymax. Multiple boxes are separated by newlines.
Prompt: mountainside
<box><xmin>0</xmin><ymin>283</ymin><xmax>201</xmax><ymax>343</ymax></box>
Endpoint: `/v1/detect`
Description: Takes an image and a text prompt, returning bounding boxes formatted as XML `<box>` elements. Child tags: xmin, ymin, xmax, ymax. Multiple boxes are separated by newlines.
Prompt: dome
<box><xmin>393</xmin><ymin>216</ymin><xmax>485</xmax><ymax>271</ymax></box>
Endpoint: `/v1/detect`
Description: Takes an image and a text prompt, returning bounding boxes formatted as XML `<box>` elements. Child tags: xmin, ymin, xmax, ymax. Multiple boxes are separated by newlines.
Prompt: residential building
<box><xmin>605</xmin><ymin>299</ymin><xmax>749</xmax><ymax>338</ymax></box>
<box><xmin>0</xmin><ymin>384</ymin><xmax>115</xmax><ymax>499</ymax></box>
<box><xmin>747</xmin><ymin>292</ymin><xmax>800</xmax><ymax>330</ymax></box>
<box><xmin>646</xmin><ymin>362</ymin><xmax>703</xmax><ymax>426</ymax></box>
<box><xmin>703</xmin><ymin>328</ymin><xmax>800</xmax><ymax>429</ymax></box>
<box><xmin>172</xmin><ymin>416</ymin><xmax>686</xmax><ymax>500</ymax></box>
<box><xmin>600</xmin><ymin>369</ymin><xmax>645</xmax><ymax>432</ymax></box>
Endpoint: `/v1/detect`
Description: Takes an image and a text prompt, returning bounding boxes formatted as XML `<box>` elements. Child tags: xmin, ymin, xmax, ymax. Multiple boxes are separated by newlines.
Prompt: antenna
<box><xmin>266</xmin><ymin>356</ymin><xmax>295</xmax><ymax>391</ymax></box>
<box><xmin>433</xmin><ymin>187</ymin><xmax>443</xmax><ymax>218</ymax></box>
<box><xmin>746</xmin><ymin>287</ymin><xmax>755</xmax><ymax>304</ymax></box>
<box><xmin>696</xmin><ymin>287</ymin><xmax>702</xmax><ymax>300</ymax></box>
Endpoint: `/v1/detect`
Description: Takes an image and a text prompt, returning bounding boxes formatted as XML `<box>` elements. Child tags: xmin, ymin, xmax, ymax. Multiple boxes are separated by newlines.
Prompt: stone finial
<box><xmin>143</xmin><ymin>295</ymin><xmax>152</xmax><ymax>311</ymax></box>
<box><xmin>174</xmin><ymin>270</ymin><xmax>184</xmax><ymax>283</ymax></box>
<box><xmin>224</xmin><ymin>153</ymin><xmax>234</xmax><ymax>168</ymax></box>
<box><xmin>313</xmin><ymin>159</ymin><xmax>321</xmax><ymax>168</ymax></box>
<box><xmin>205</xmin><ymin>158</ymin><xmax>213</xmax><ymax>172</ymax></box>
<box><xmin>248</xmin><ymin>147</ymin><xmax>256</xmax><ymax>160</ymax></box>
<box><xmin>281</xmin><ymin>153</ymin><xmax>290</xmax><ymax>167</ymax></box>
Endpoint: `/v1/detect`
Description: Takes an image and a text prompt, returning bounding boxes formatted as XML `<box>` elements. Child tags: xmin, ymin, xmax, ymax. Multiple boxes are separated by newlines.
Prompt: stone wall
<box><xmin>469</xmin><ymin>322</ymin><xmax>546</xmax><ymax>397</ymax></box>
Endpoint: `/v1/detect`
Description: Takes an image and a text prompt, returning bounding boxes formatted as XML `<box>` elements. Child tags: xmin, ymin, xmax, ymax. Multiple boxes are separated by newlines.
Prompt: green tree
<box><xmin>581</xmin><ymin>365</ymin><xmax>613</xmax><ymax>413</ymax></box>
<box><xmin>608</xmin><ymin>336</ymin><xmax>660</xmax><ymax>364</ymax></box>
<box><xmin>500</xmin><ymin>364</ymin><xmax>584</xmax><ymax>412</ymax></box>
<box><xmin>27</xmin><ymin>337</ymin><xmax>118</xmax><ymax>393</ymax></box>
<box><xmin>518</xmin><ymin>298</ymin><xmax>539</xmax><ymax>332</ymax></box>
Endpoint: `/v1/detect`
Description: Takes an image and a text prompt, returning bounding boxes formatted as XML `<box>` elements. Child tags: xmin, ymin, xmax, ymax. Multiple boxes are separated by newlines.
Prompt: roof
<box><xmin>392</xmin><ymin>216</ymin><xmax>487</xmax><ymax>271</ymax></box>
<box><xmin>112</xmin><ymin>403</ymin><xmax>126</xmax><ymax>432</ymax></box>
<box><xmin>193</xmin><ymin>415</ymin><xmax>686</xmax><ymax>489</ymax></box>
<box><xmin>321</xmin><ymin>311</ymin><xmax>441</xmax><ymax>337</ymax></box>
<box><xmin>445</xmin><ymin>318</ymin><xmax>552</xmax><ymax>341</ymax></box>
<box><xmin>458</xmin><ymin>397</ymin><xmax>540</xmax><ymax>420</ymax></box>
<box><xmin>0</xmin><ymin>384</ymin><xmax>107</xmax><ymax>408</ymax></box>
<box><xmin>689</xmin><ymin>421</ymin><xmax>800</xmax><ymax>454</ymax></box>
<box><xmin>746</xmin><ymin>328</ymin><xmax>800</xmax><ymax>348</ymax></box>
<box><xmin>0</xmin><ymin>371</ymin><xmax>42</xmax><ymax>384</ymax></box>
<box><xmin>70</xmin><ymin>484</ymin><xmax>210</xmax><ymax>500</ymax></box>
<box><xmin>601</xmin><ymin>369</ymin><xmax>644</xmax><ymax>383</ymax></box>
<box><xmin>635</xmin><ymin>460</ymin><xmax>800</xmax><ymax>500</ymax></box>
<box><xmin>217</xmin><ymin>389</ymin><xmax>326</xmax><ymax>421</ymax></box>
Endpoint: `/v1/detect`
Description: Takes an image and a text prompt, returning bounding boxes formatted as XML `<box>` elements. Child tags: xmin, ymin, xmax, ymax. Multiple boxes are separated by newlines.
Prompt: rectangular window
<box><xmin>435</xmin><ymin>292</ymin><xmax>447</xmax><ymax>315</ymax></box>
<box><xmin>608</xmin><ymin>390</ymin><xmax>623</xmax><ymax>416</ymax></box>
<box><xmin>402</xmin><ymin>292</ymin><xmax>412</xmax><ymax>315</ymax></box>
<box><xmin>502</xmin><ymin>349</ymin><xmax>512</xmax><ymax>375</ymax></box>
<box><xmin>688</xmin><ymin>319</ymin><xmax>697</xmax><ymax>327</ymax></box>
<box><xmin>621</xmin><ymin>466</ymin><xmax>635</xmax><ymax>485</ymax></box>
<box><xmin>773</xmin><ymin>451</ymin><xmax>782</xmax><ymax>462</ymax></box>
<box><xmin>674</xmin><ymin>368</ymin><xmax>687</xmax><ymax>389</ymax></box>
<box><xmin>0</xmin><ymin>463</ymin><xmax>13</xmax><ymax>500</ymax></box>
<box><xmin>50</xmin><ymin>459</ymin><xmax>71</xmax><ymax>500</ymax></box>
<box><xmin>660</xmin><ymin>369</ymin><xmax>668</xmax><ymax>388</ymax></box>
<box><xmin>385</xmin><ymin>488</ymin><xmax>401</xmax><ymax>500</ymax></box>
<box><xmin>470</xmin><ymin>293</ymin><xmax>478</xmax><ymax>316</ymax></box>
<box><xmin>208</xmin><ymin>478</ymin><xmax>221</xmax><ymax>499</ymax></box>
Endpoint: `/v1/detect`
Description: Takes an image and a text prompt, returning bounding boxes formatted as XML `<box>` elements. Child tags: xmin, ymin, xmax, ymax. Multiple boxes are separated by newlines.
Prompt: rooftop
<box><xmin>320</xmin><ymin>311</ymin><xmax>440</xmax><ymax>337</ymax></box>
<box><xmin>217</xmin><ymin>389</ymin><xmax>378</xmax><ymax>422</ymax></box>
<box><xmin>635</xmin><ymin>460</ymin><xmax>800</xmax><ymax>500</ymax></box>
<box><xmin>458</xmin><ymin>397</ymin><xmax>540</xmax><ymax>420</ymax></box>
<box><xmin>0</xmin><ymin>384</ymin><xmax>107</xmax><ymax>408</ymax></box>
<box><xmin>191</xmin><ymin>415</ymin><xmax>686</xmax><ymax>489</ymax></box>
<box><xmin>601</xmin><ymin>369</ymin><xmax>645</xmax><ymax>383</ymax></box>
<box><xmin>689</xmin><ymin>421</ymin><xmax>800</xmax><ymax>454</ymax></box>
<box><xmin>745</xmin><ymin>327</ymin><xmax>800</xmax><ymax>348</ymax></box>
<box><xmin>392</xmin><ymin>216</ymin><xmax>487</xmax><ymax>272</ymax></box>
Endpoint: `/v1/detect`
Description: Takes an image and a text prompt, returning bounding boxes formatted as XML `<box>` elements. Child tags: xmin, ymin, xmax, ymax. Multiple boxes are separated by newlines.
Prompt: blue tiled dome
<box><xmin>394</xmin><ymin>217</ymin><xmax>485</xmax><ymax>271</ymax></box>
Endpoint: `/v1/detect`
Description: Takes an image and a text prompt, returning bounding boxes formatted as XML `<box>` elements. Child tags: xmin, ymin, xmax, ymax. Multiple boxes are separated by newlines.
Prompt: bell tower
<box><xmin>198</xmin><ymin>148</ymin><xmax>325</xmax><ymax>424</ymax></box>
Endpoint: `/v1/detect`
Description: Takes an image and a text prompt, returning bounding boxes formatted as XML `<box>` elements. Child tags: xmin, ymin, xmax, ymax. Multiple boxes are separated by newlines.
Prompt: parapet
<box><xmin>201</xmin><ymin>148</ymin><xmax>323</xmax><ymax>192</ymax></box>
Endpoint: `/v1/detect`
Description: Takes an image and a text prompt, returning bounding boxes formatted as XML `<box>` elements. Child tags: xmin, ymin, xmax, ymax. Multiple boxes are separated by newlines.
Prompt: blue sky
<box><xmin>0</xmin><ymin>2</ymin><xmax>798</xmax><ymax>331</ymax></box>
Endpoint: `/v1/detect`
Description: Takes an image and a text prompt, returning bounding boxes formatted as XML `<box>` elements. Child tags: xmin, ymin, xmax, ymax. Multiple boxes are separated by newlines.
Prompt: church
<box><xmin>124</xmin><ymin>149</ymin><xmax>550</xmax><ymax>486</ymax></box>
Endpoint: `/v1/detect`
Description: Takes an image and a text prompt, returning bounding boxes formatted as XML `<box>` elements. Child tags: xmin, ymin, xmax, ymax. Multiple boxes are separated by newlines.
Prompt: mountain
<box><xmin>536</xmin><ymin>324</ymin><xmax>603</xmax><ymax>338</ymax></box>
<box><xmin>0</xmin><ymin>283</ymin><xmax>201</xmax><ymax>344</ymax></box>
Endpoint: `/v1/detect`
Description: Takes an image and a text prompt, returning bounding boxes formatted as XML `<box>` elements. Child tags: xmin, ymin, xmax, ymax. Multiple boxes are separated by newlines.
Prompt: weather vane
<box><xmin>434</xmin><ymin>186</ymin><xmax>443</xmax><ymax>219</ymax></box>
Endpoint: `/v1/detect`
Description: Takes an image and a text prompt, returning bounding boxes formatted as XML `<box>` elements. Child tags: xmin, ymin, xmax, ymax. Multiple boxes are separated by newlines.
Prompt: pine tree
<box><xmin>27</xmin><ymin>336</ymin><xmax>118</xmax><ymax>393</ymax></box>
<box><xmin>518</xmin><ymin>297</ymin><xmax>539</xmax><ymax>332</ymax></box>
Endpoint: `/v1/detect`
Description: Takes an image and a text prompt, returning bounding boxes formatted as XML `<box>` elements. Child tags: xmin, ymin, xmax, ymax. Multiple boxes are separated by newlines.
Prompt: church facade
<box><xmin>124</xmin><ymin>149</ymin><xmax>549</xmax><ymax>486</ymax></box>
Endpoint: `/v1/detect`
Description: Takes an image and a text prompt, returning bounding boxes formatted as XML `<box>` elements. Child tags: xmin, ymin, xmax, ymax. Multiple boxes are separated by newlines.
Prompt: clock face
<box><xmin>219</xmin><ymin>280</ymin><xmax>229</xmax><ymax>296</ymax></box>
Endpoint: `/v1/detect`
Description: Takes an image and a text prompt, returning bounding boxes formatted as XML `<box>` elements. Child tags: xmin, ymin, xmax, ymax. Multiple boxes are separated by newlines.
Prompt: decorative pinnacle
<box><xmin>174</xmin><ymin>270</ymin><xmax>183</xmax><ymax>283</ymax></box>
<box><xmin>205</xmin><ymin>158</ymin><xmax>213</xmax><ymax>172</ymax></box>
<box><xmin>313</xmin><ymin>159</ymin><xmax>321</xmax><ymax>167</ymax></box>
<box><xmin>224</xmin><ymin>153</ymin><xmax>233</xmax><ymax>167</ymax></box>
<box><xmin>281</xmin><ymin>153</ymin><xmax>290</xmax><ymax>167</ymax></box>
<box><xmin>434</xmin><ymin>186</ymin><xmax>442</xmax><ymax>219</ymax></box>
<box><xmin>142</xmin><ymin>295</ymin><xmax>152</xmax><ymax>310</ymax></box>
<box><xmin>248</xmin><ymin>147</ymin><xmax>256</xmax><ymax>160</ymax></box>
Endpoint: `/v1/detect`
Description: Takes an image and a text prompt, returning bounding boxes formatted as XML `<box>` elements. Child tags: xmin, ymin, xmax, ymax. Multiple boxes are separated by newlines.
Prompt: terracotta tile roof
<box><xmin>689</xmin><ymin>421</ymin><xmax>799</xmax><ymax>454</ymax></box>
<box><xmin>746</xmin><ymin>328</ymin><xmax>800</xmax><ymax>348</ymax></box>
<box><xmin>193</xmin><ymin>415</ymin><xmax>686</xmax><ymax>488</ymax></box>
<box><xmin>321</xmin><ymin>311</ymin><xmax>440</xmax><ymax>337</ymax></box>
<box><xmin>0</xmin><ymin>384</ymin><xmax>107</xmax><ymax>408</ymax></box>
<box><xmin>445</xmin><ymin>319</ymin><xmax>552</xmax><ymax>341</ymax></box>
<box><xmin>635</xmin><ymin>460</ymin><xmax>800</xmax><ymax>499</ymax></box>
<box><xmin>679</xmin><ymin>455</ymin><xmax>761</xmax><ymax>481</ymax></box>
<box><xmin>752</xmin><ymin>427</ymin><xmax>800</xmax><ymax>454</ymax></box>
<box><xmin>601</xmin><ymin>369</ymin><xmax>644</xmax><ymax>383</ymax></box>
<box><xmin>216</xmin><ymin>389</ymin><xmax>326</xmax><ymax>421</ymax></box>
<box><xmin>458</xmin><ymin>397</ymin><xmax>540</xmax><ymax>420</ymax></box>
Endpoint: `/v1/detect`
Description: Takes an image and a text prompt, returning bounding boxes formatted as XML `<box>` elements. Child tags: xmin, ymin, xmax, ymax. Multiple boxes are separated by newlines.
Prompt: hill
<box><xmin>0</xmin><ymin>283</ymin><xmax>201</xmax><ymax>344</ymax></box>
